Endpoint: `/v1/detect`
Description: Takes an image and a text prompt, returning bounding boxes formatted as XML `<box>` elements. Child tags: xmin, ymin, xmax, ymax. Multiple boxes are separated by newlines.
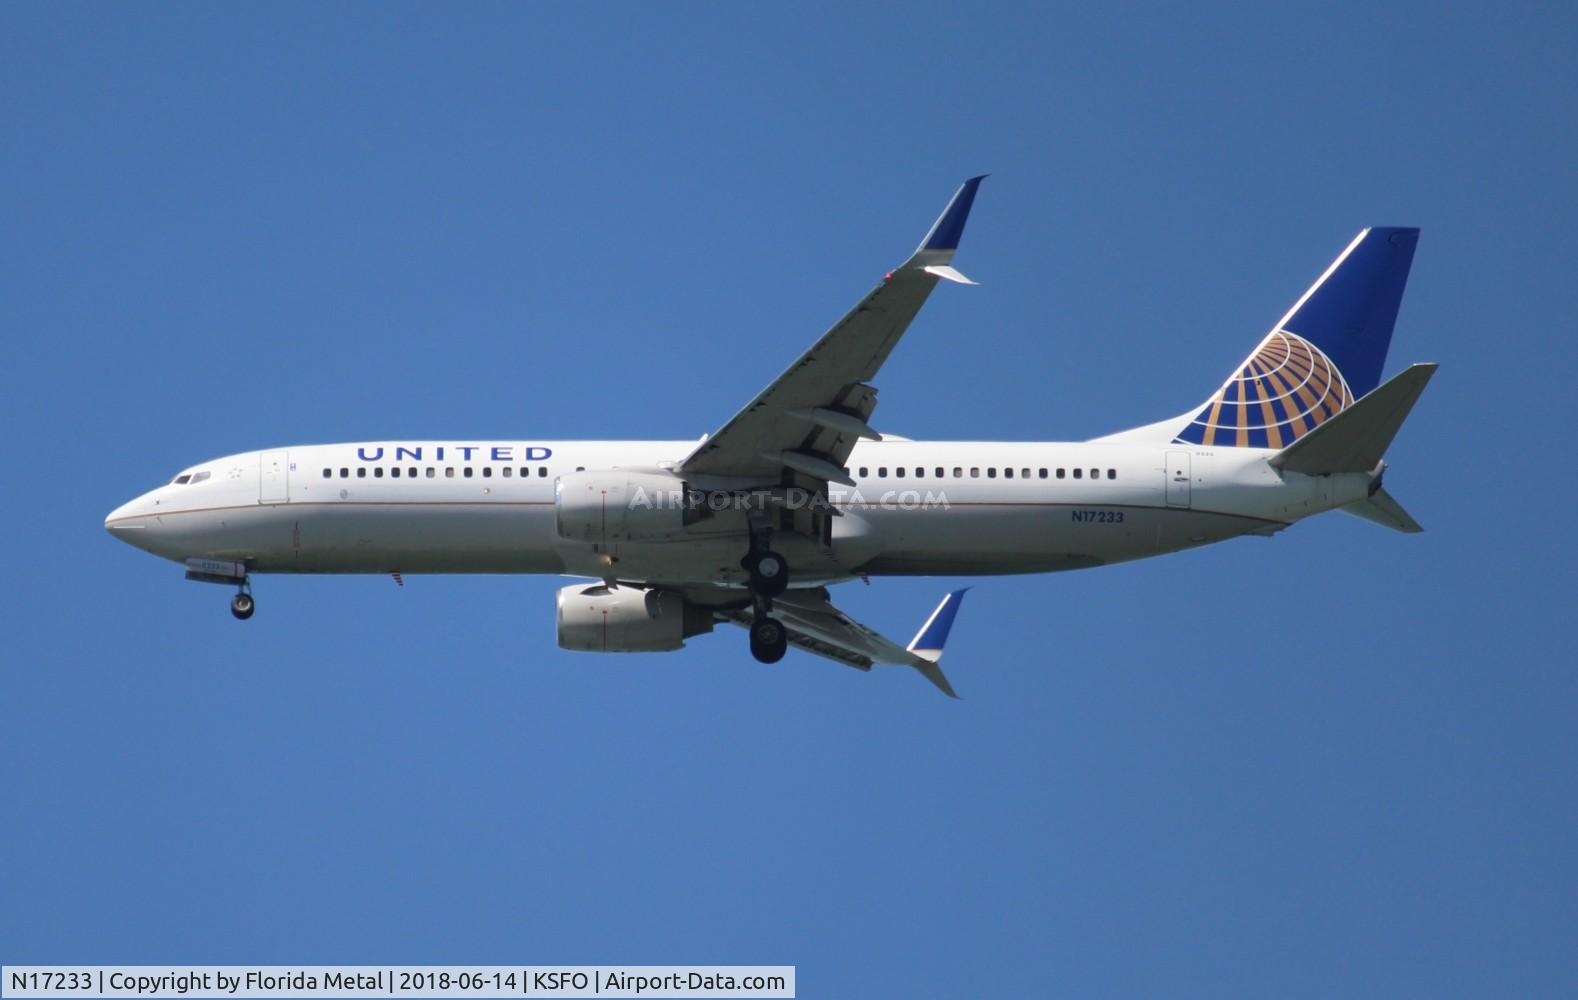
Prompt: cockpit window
<box><xmin>189</xmin><ymin>471</ymin><xmax>210</xmax><ymax>484</ymax></box>
<box><xmin>172</xmin><ymin>474</ymin><xmax>191</xmax><ymax>485</ymax></box>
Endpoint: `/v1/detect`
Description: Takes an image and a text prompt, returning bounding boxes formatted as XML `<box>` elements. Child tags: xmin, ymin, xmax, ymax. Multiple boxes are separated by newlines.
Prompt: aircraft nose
<box><xmin>105</xmin><ymin>497</ymin><xmax>149</xmax><ymax>540</ymax></box>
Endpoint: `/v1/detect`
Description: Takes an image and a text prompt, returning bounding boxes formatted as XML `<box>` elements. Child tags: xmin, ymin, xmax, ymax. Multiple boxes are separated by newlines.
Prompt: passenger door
<box><xmin>1165</xmin><ymin>451</ymin><xmax>1191</xmax><ymax>508</ymax></box>
<box><xmin>259</xmin><ymin>450</ymin><xmax>290</xmax><ymax>504</ymax></box>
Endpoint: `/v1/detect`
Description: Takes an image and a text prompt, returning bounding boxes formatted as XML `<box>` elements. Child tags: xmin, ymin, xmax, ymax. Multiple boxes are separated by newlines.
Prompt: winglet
<box><xmin>906</xmin><ymin>588</ymin><xmax>970</xmax><ymax>698</ymax></box>
<box><xmin>922</xmin><ymin>264</ymin><xmax>978</xmax><ymax>285</ymax></box>
<box><xmin>916</xmin><ymin>175</ymin><xmax>987</xmax><ymax>255</ymax></box>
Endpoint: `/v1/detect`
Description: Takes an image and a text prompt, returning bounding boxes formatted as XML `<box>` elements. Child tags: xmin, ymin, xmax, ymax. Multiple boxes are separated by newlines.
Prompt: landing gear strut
<box><xmin>230</xmin><ymin>581</ymin><xmax>255</xmax><ymax>620</ymax></box>
<box><xmin>743</xmin><ymin>512</ymin><xmax>789</xmax><ymax>663</ymax></box>
<box><xmin>741</xmin><ymin>510</ymin><xmax>789</xmax><ymax>598</ymax></box>
<box><xmin>743</xmin><ymin>548</ymin><xmax>789</xmax><ymax>597</ymax></box>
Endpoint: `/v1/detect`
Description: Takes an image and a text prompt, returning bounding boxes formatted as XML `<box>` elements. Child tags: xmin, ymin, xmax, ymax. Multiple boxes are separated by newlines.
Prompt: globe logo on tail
<box><xmin>1174</xmin><ymin>330</ymin><xmax>1354</xmax><ymax>449</ymax></box>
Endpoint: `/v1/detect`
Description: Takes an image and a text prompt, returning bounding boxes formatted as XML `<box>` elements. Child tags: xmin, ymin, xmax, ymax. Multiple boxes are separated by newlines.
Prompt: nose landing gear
<box><xmin>183</xmin><ymin>559</ymin><xmax>255</xmax><ymax>619</ymax></box>
<box><xmin>230</xmin><ymin>582</ymin><xmax>255</xmax><ymax>620</ymax></box>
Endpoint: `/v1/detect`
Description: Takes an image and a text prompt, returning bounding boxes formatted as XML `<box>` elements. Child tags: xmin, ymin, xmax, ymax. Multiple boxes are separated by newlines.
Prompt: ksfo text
<box><xmin>535</xmin><ymin>970</ymin><xmax>787</xmax><ymax>994</ymax></box>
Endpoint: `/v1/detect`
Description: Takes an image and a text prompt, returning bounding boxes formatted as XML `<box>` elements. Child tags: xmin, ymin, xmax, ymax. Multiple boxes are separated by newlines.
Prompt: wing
<box><xmin>698</xmin><ymin>586</ymin><xmax>970</xmax><ymax>698</ymax></box>
<box><xmin>680</xmin><ymin>176</ymin><xmax>987</xmax><ymax>493</ymax></box>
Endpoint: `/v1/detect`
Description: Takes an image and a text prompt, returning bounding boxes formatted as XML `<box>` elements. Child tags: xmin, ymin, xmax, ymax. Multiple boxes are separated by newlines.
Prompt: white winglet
<box><xmin>923</xmin><ymin>264</ymin><xmax>978</xmax><ymax>285</ymax></box>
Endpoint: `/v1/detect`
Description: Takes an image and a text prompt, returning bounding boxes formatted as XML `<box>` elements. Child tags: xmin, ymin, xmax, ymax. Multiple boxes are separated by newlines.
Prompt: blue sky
<box><xmin>3</xmin><ymin>3</ymin><xmax>1575</xmax><ymax>996</ymax></box>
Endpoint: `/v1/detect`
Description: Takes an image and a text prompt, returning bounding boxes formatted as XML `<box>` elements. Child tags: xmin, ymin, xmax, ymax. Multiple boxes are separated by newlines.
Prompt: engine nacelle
<box><xmin>556</xmin><ymin>583</ymin><xmax>712</xmax><ymax>653</ymax></box>
<box><xmin>555</xmin><ymin>469</ymin><xmax>689</xmax><ymax>544</ymax></box>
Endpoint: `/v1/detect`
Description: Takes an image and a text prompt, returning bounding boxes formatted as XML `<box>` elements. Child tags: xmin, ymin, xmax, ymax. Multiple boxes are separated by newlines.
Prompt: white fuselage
<box><xmin>104</xmin><ymin>439</ymin><xmax>1373</xmax><ymax>587</ymax></box>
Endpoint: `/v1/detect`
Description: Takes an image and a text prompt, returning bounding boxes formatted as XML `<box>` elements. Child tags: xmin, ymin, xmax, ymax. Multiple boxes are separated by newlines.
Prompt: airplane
<box><xmin>105</xmin><ymin>177</ymin><xmax>1435</xmax><ymax>697</ymax></box>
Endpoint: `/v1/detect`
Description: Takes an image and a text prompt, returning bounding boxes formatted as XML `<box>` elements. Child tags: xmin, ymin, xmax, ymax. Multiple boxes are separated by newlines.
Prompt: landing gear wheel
<box><xmin>230</xmin><ymin>592</ymin><xmax>255</xmax><ymax>621</ymax></box>
<box><xmin>749</xmin><ymin>616</ymin><xmax>788</xmax><ymax>664</ymax></box>
<box><xmin>746</xmin><ymin>549</ymin><xmax>789</xmax><ymax>598</ymax></box>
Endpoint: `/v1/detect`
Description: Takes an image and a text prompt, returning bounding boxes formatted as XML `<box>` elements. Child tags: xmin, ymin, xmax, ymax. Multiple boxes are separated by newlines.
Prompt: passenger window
<box><xmin>1090</xmin><ymin>468</ymin><xmax>1099</xmax><ymax>479</ymax></box>
<box><xmin>1057</xmin><ymin>468</ymin><xmax>1066</xmax><ymax>479</ymax></box>
<box><xmin>357</xmin><ymin>468</ymin><xmax>367</xmax><ymax>478</ymax></box>
<box><xmin>576</xmin><ymin>466</ymin><xmax>585</xmax><ymax>472</ymax></box>
<box><xmin>502</xmin><ymin>467</ymin><xmax>512</xmax><ymax>478</ymax></box>
<box><xmin>539</xmin><ymin>467</ymin><xmax>548</xmax><ymax>477</ymax></box>
<box><xmin>878</xmin><ymin>467</ymin><xmax>888</xmax><ymax>478</ymax></box>
<box><xmin>1039</xmin><ymin>468</ymin><xmax>1048</xmax><ymax>479</ymax></box>
<box><xmin>409</xmin><ymin>467</ymin><xmax>417</xmax><ymax>478</ymax></box>
<box><xmin>391</xmin><ymin>467</ymin><xmax>400</xmax><ymax>478</ymax></box>
<box><xmin>935</xmin><ymin>467</ymin><xmax>944</xmax><ymax>478</ymax></box>
<box><xmin>1022</xmin><ymin>468</ymin><xmax>1030</xmax><ymax>478</ymax></box>
<box><xmin>445</xmin><ymin>468</ymin><xmax>455</xmax><ymax>478</ymax></box>
<box><xmin>987</xmin><ymin>468</ymin><xmax>997</xmax><ymax>478</ymax></box>
<box><xmin>859</xmin><ymin>468</ymin><xmax>868</xmax><ymax>478</ymax></box>
<box><xmin>374</xmin><ymin>468</ymin><xmax>384</xmax><ymax>478</ymax></box>
<box><xmin>1108</xmin><ymin>469</ymin><xmax>1117</xmax><ymax>479</ymax></box>
<box><xmin>426</xmin><ymin>468</ymin><xmax>435</xmax><ymax>478</ymax></box>
<box><xmin>322</xmin><ymin>468</ymin><xmax>331</xmax><ymax>478</ymax></box>
<box><xmin>483</xmin><ymin>467</ymin><xmax>493</xmax><ymax>478</ymax></box>
<box><xmin>340</xmin><ymin>468</ymin><xmax>349</xmax><ymax>478</ymax></box>
<box><xmin>1073</xmin><ymin>468</ymin><xmax>1083</xmax><ymax>479</ymax></box>
<box><xmin>971</xmin><ymin>467</ymin><xmax>980</xmax><ymax>478</ymax></box>
<box><xmin>896</xmin><ymin>467</ymin><xmax>905</xmax><ymax>478</ymax></box>
<box><xmin>1004</xmin><ymin>468</ymin><xmax>1014</xmax><ymax>479</ymax></box>
<box><xmin>954</xmin><ymin>467</ymin><xmax>963</xmax><ymax>478</ymax></box>
<box><xmin>464</xmin><ymin>468</ymin><xmax>474</xmax><ymax>478</ymax></box>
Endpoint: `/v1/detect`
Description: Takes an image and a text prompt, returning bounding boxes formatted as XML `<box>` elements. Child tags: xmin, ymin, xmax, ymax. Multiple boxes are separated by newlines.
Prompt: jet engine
<box><xmin>556</xmin><ymin>583</ymin><xmax>714</xmax><ymax>653</ymax></box>
<box><xmin>555</xmin><ymin>469</ymin><xmax>690</xmax><ymax>544</ymax></box>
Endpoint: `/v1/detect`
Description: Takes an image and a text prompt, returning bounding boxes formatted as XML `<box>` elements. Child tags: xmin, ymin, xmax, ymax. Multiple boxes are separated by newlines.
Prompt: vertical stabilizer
<box><xmin>1100</xmin><ymin>228</ymin><xmax>1420</xmax><ymax>448</ymax></box>
<box><xmin>1174</xmin><ymin>227</ymin><xmax>1419</xmax><ymax>449</ymax></box>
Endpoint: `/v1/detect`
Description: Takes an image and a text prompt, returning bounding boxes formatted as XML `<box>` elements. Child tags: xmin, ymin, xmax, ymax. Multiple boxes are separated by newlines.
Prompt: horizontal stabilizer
<box><xmin>1270</xmin><ymin>363</ymin><xmax>1438</xmax><ymax>475</ymax></box>
<box><xmin>1340</xmin><ymin>486</ymin><xmax>1423</xmax><ymax>533</ymax></box>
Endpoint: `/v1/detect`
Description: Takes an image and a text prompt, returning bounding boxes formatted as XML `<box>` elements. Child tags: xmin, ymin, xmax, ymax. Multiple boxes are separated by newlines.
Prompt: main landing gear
<box><xmin>743</xmin><ymin>548</ymin><xmax>788</xmax><ymax>598</ymax></box>
<box><xmin>743</xmin><ymin>515</ymin><xmax>789</xmax><ymax>664</ymax></box>
<box><xmin>749</xmin><ymin>616</ymin><xmax>787</xmax><ymax>664</ymax></box>
<box><xmin>230</xmin><ymin>580</ymin><xmax>255</xmax><ymax>620</ymax></box>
